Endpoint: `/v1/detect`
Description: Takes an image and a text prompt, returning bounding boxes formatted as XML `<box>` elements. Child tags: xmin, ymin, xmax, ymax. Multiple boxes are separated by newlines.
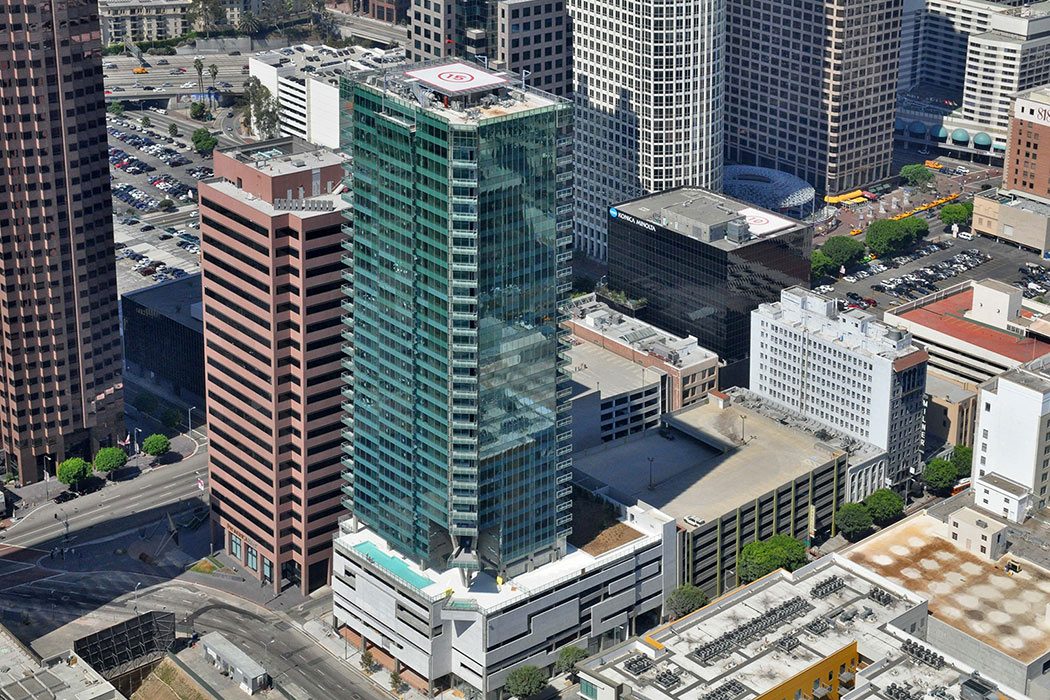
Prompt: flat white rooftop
<box><xmin>567</xmin><ymin>341</ymin><xmax>658</xmax><ymax>399</ymax></box>
<box><xmin>578</xmin><ymin>556</ymin><xmax>1017</xmax><ymax>700</ymax></box>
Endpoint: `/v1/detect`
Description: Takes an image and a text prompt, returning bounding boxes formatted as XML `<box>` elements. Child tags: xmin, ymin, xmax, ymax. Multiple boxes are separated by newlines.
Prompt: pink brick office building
<box><xmin>0</xmin><ymin>1</ymin><xmax>124</xmax><ymax>483</ymax></box>
<box><xmin>199</xmin><ymin>138</ymin><xmax>348</xmax><ymax>593</ymax></box>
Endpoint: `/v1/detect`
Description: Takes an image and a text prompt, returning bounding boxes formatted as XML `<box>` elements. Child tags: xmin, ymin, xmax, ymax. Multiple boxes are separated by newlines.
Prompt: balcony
<box><xmin>556</xmin><ymin>470</ymin><xmax>573</xmax><ymax>485</ymax></box>
<box><xmin>557</xmin><ymin>514</ymin><xmax>572</xmax><ymax>526</ymax></box>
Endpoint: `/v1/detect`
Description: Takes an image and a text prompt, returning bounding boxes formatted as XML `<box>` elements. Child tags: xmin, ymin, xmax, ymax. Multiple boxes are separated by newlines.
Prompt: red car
<box><xmin>864</xmin><ymin>297</ymin><xmax>878</xmax><ymax>307</ymax></box>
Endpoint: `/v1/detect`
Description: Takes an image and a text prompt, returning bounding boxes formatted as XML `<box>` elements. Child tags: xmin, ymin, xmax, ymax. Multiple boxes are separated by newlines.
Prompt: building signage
<box><xmin>609</xmin><ymin>207</ymin><xmax>656</xmax><ymax>232</ymax></box>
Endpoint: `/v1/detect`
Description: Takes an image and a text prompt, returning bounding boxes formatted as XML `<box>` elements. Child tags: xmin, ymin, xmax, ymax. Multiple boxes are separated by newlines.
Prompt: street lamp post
<box><xmin>134</xmin><ymin>581</ymin><xmax>142</xmax><ymax>611</ymax></box>
<box><xmin>43</xmin><ymin>455</ymin><xmax>53</xmax><ymax>500</ymax></box>
<box><xmin>187</xmin><ymin>406</ymin><xmax>197</xmax><ymax>436</ymax></box>
<box><xmin>134</xmin><ymin>428</ymin><xmax>142</xmax><ymax>455</ymax></box>
<box><xmin>647</xmin><ymin>457</ymin><xmax>655</xmax><ymax>491</ymax></box>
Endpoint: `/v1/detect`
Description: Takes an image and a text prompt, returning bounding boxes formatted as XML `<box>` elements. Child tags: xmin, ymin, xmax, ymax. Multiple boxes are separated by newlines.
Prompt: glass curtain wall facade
<box><xmin>342</xmin><ymin>76</ymin><xmax>574</xmax><ymax>575</ymax></box>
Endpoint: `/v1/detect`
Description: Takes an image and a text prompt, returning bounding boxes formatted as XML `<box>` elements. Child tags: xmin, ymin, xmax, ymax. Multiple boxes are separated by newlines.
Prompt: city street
<box><xmin>2</xmin><ymin>438</ymin><xmax>207</xmax><ymax>551</ymax></box>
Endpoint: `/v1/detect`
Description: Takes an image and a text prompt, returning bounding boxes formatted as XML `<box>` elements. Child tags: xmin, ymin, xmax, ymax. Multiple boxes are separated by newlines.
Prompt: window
<box><xmin>951</xmin><ymin>532</ymin><xmax>958</xmax><ymax>541</ymax></box>
<box><xmin>229</xmin><ymin>533</ymin><xmax>242</xmax><ymax>559</ymax></box>
<box><xmin>980</xmin><ymin>545</ymin><xmax>987</xmax><ymax>554</ymax></box>
<box><xmin>262</xmin><ymin>558</ymin><xmax>273</xmax><ymax>583</ymax></box>
<box><xmin>580</xmin><ymin>680</ymin><xmax>598</xmax><ymax>700</ymax></box>
<box><xmin>246</xmin><ymin>545</ymin><xmax>258</xmax><ymax>571</ymax></box>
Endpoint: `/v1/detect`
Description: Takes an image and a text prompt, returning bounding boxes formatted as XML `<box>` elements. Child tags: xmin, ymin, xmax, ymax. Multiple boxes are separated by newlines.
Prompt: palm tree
<box><xmin>208</xmin><ymin>63</ymin><xmax>219</xmax><ymax>87</ymax></box>
<box><xmin>238</xmin><ymin>11</ymin><xmax>263</xmax><ymax>36</ymax></box>
<box><xmin>168</xmin><ymin>123</ymin><xmax>180</xmax><ymax>138</ymax></box>
<box><xmin>193</xmin><ymin>57</ymin><xmax>204</xmax><ymax>94</ymax></box>
<box><xmin>189</xmin><ymin>0</ymin><xmax>223</xmax><ymax>37</ymax></box>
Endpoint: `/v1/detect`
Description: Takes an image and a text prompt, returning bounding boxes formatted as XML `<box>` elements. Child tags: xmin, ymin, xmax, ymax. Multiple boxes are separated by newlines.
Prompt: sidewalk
<box><xmin>300</xmin><ymin>618</ymin><xmax>427</xmax><ymax>700</ymax></box>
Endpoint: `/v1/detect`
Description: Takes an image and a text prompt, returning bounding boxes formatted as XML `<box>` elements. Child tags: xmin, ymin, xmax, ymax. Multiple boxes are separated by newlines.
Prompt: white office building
<box><xmin>331</xmin><ymin>497</ymin><xmax>677</xmax><ymax>699</ymax></box>
<box><xmin>567</xmin><ymin>0</ymin><xmax>724</xmax><ymax>260</ymax></box>
<box><xmin>751</xmin><ymin>288</ymin><xmax>929</xmax><ymax>489</ymax></box>
<box><xmin>897</xmin><ymin>0</ymin><xmax>1050</xmax><ymax>159</ymax></box>
<box><xmin>973</xmin><ymin>354</ymin><xmax>1050</xmax><ymax>510</ymax></box>
<box><xmin>249</xmin><ymin>44</ymin><xmax>407</xmax><ymax>149</ymax></box>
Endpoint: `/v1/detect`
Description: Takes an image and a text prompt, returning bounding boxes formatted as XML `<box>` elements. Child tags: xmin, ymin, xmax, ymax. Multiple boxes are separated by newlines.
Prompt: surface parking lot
<box><xmin>818</xmin><ymin>233</ymin><xmax>1043</xmax><ymax>318</ymax></box>
<box><xmin>106</xmin><ymin>110</ymin><xmax>212</xmax><ymax>294</ymax></box>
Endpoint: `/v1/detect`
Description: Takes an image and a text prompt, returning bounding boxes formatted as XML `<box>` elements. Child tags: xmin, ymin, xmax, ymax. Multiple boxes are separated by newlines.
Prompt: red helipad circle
<box><xmin>746</xmin><ymin>215</ymin><xmax>770</xmax><ymax>226</ymax></box>
<box><xmin>439</xmin><ymin>71</ymin><xmax>476</xmax><ymax>83</ymax></box>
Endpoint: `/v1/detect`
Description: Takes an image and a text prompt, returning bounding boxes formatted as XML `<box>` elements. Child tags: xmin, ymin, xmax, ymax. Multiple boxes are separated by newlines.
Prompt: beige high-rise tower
<box><xmin>724</xmin><ymin>0</ymin><xmax>902</xmax><ymax>196</ymax></box>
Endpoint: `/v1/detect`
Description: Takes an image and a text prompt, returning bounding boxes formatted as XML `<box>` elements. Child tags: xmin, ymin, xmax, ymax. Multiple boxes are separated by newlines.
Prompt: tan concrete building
<box><xmin>924</xmin><ymin>370</ymin><xmax>978</xmax><ymax>449</ymax></box>
<box><xmin>973</xmin><ymin>188</ymin><xmax>1050</xmax><ymax>254</ymax></box>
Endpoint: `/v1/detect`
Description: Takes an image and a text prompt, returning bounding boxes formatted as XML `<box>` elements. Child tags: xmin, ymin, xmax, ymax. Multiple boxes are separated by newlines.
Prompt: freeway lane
<box><xmin>103</xmin><ymin>54</ymin><xmax>249</xmax><ymax>91</ymax></box>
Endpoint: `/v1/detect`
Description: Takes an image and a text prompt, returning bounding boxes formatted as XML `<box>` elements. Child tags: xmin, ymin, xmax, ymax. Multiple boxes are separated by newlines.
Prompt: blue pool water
<box><xmin>353</xmin><ymin>541</ymin><xmax>435</xmax><ymax>590</ymax></box>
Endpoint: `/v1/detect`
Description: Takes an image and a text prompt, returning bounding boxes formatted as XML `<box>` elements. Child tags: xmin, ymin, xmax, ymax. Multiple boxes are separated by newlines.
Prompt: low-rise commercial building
<box><xmin>972</xmin><ymin>188</ymin><xmax>1050</xmax><ymax>254</ymax></box>
<box><xmin>974</xmin><ymin>472</ymin><xmax>1032</xmax><ymax>522</ymax></box>
<box><xmin>332</xmin><ymin>491</ymin><xmax>677</xmax><ymax>699</ymax></box>
<box><xmin>200</xmin><ymin>632</ymin><xmax>269</xmax><ymax>696</ymax></box>
<box><xmin>752</xmin><ymin>287</ymin><xmax>928</xmax><ymax>489</ymax></box>
<box><xmin>563</xmin><ymin>296</ymin><xmax>720</xmax><ymax>448</ymax></box>
<box><xmin>848</xmin><ymin>507</ymin><xmax>1050</xmax><ymax>697</ymax></box>
<box><xmin>250</xmin><ymin>44</ymin><xmax>407</xmax><ymax>149</ymax></box>
<box><xmin>572</xmin><ymin>389</ymin><xmax>885</xmax><ymax>596</ymax></box>
<box><xmin>121</xmin><ymin>274</ymin><xmax>204</xmax><ymax>406</ymax></box>
<box><xmin>884</xmin><ymin>279</ymin><xmax>1050</xmax><ymax>385</ymax></box>
<box><xmin>576</xmin><ymin>552</ymin><xmax>1022</xmax><ymax>700</ymax></box>
<box><xmin>0</xmin><ymin>622</ymin><xmax>122</xmax><ymax>699</ymax></box>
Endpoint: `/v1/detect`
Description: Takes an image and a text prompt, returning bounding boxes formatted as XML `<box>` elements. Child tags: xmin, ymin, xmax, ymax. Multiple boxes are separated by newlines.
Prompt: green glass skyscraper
<box><xmin>341</xmin><ymin>62</ymin><xmax>574</xmax><ymax>577</ymax></box>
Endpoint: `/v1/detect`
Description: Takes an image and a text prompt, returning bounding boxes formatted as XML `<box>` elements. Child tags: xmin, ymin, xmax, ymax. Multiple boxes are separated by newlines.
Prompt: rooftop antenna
<box><xmin>475</xmin><ymin>55</ymin><xmax>489</xmax><ymax>69</ymax></box>
<box><xmin>520</xmin><ymin>68</ymin><xmax>531</xmax><ymax>89</ymax></box>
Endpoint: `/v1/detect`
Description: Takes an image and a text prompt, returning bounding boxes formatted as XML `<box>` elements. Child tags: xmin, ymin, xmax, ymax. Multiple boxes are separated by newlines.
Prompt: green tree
<box><xmin>900</xmin><ymin>163</ymin><xmax>935</xmax><ymax>187</ymax></box>
<box><xmin>738</xmin><ymin>534</ymin><xmax>807</xmax><ymax>583</ymax></box>
<box><xmin>107</xmin><ymin>101</ymin><xmax>125</xmax><ymax>116</ymax></box>
<box><xmin>951</xmin><ymin>445</ymin><xmax>973</xmax><ymax>478</ymax></box>
<box><xmin>57</xmin><ymin>457</ymin><xmax>92</xmax><ymax>487</ymax></box>
<box><xmin>238</xmin><ymin>11</ymin><xmax>263</xmax><ymax>35</ymax></box>
<box><xmin>389</xmin><ymin>671</ymin><xmax>402</xmax><ymax>695</ymax></box>
<box><xmin>208</xmin><ymin>63</ymin><xmax>219</xmax><ymax>87</ymax></box>
<box><xmin>821</xmin><ymin>236</ymin><xmax>866</xmax><ymax>271</ymax></box>
<box><xmin>504</xmin><ymin>666</ymin><xmax>547</xmax><ymax>698</ymax></box>
<box><xmin>93</xmin><ymin>447</ymin><xmax>127</xmax><ymax>477</ymax></box>
<box><xmin>133</xmin><ymin>392</ymin><xmax>159</xmax><ymax>414</ymax></box>
<box><xmin>190</xmin><ymin>101</ymin><xmax>208</xmax><ymax>121</ymax></box>
<box><xmin>864</xmin><ymin>488</ymin><xmax>904</xmax><ymax>525</ymax></box>
<box><xmin>835</xmin><ymin>503</ymin><xmax>874</xmax><ymax>541</ymax></box>
<box><xmin>866</xmin><ymin>219</ymin><xmax>912</xmax><ymax>256</ymax></box>
<box><xmin>901</xmin><ymin>216</ymin><xmax>929</xmax><ymax>245</ymax></box>
<box><xmin>665</xmin><ymin>584</ymin><xmax>709</xmax><ymax>619</ymax></box>
<box><xmin>554</xmin><ymin>646</ymin><xmax>589</xmax><ymax>676</ymax></box>
<box><xmin>940</xmin><ymin>203</ymin><xmax>972</xmax><ymax>227</ymax></box>
<box><xmin>142</xmin><ymin>434</ymin><xmax>171</xmax><ymax>457</ymax></box>
<box><xmin>168</xmin><ymin>122</ymin><xmax>180</xmax><ymax>138</ymax></box>
<box><xmin>161</xmin><ymin>408</ymin><xmax>182</xmax><ymax>430</ymax></box>
<box><xmin>192</xmin><ymin>127</ymin><xmax>218</xmax><ymax>155</ymax></box>
<box><xmin>189</xmin><ymin>0</ymin><xmax>224</xmax><ymax>37</ymax></box>
<box><xmin>140</xmin><ymin>116</ymin><xmax>151</xmax><ymax>129</ymax></box>
<box><xmin>157</xmin><ymin>198</ymin><xmax>176</xmax><ymax>211</ymax></box>
<box><xmin>193</xmin><ymin>57</ymin><xmax>205</xmax><ymax>93</ymax></box>
<box><xmin>923</xmin><ymin>458</ymin><xmax>958</xmax><ymax>494</ymax></box>
<box><xmin>359</xmin><ymin>649</ymin><xmax>374</xmax><ymax>674</ymax></box>
<box><xmin>811</xmin><ymin>250</ymin><xmax>835</xmax><ymax>280</ymax></box>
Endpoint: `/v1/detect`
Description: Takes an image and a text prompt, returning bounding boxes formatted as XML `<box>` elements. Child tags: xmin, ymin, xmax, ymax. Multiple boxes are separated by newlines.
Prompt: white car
<box><xmin>843</xmin><ymin>275</ymin><xmax>857</xmax><ymax>284</ymax></box>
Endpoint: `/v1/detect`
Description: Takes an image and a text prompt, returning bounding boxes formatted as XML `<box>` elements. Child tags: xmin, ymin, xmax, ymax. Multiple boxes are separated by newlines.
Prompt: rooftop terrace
<box><xmin>334</xmin><ymin>495</ymin><xmax>666</xmax><ymax>613</ymax></box>
<box><xmin>356</xmin><ymin>60</ymin><xmax>566</xmax><ymax>125</ymax></box>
